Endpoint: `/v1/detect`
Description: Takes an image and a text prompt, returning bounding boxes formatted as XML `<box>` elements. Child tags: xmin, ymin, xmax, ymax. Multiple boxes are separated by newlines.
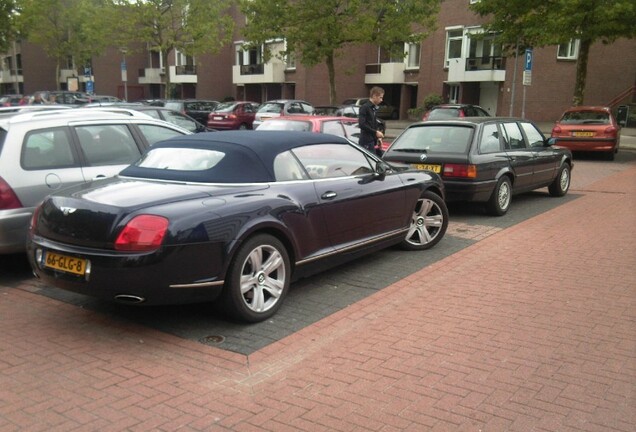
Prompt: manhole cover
<box><xmin>199</xmin><ymin>335</ymin><xmax>225</xmax><ymax>345</ymax></box>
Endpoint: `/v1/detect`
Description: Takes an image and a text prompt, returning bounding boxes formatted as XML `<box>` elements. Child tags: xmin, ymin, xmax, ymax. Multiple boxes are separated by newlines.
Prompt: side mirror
<box><xmin>374</xmin><ymin>161</ymin><xmax>387</xmax><ymax>178</ymax></box>
<box><xmin>547</xmin><ymin>137</ymin><xmax>557</xmax><ymax>146</ymax></box>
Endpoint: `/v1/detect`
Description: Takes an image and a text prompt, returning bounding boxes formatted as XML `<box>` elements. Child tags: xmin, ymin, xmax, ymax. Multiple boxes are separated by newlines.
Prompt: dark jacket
<box><xmin>358</xmin><ymin>101</ymin><xmax>379</xmax><ymax>150</ymax></box>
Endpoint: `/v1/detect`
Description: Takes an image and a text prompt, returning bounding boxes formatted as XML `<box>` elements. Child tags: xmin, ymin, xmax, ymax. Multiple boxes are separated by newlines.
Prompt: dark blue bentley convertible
<box><xmin>28</xmin><ymin>131</ymin><xmax>448</xmax><ymax>322</ymax></box>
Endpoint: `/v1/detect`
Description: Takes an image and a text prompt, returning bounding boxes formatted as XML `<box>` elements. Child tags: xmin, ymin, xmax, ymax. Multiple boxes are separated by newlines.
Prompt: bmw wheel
<box><xmin>401</xmin><ymin>191</ymin><xmax>448</xmax><ymax>251</ymax></box>
<box><xmin>486</xmin><ymin>176</ymin><xmax>512</xmax><ymax>216</ymax></box>
<box><xmin>223</xmin><ymin>234</ymin><xmax>290</xmax><ymax>322</ymax></box>
<box><xmin>548</xmin><ymin>163</ymin><xmax>571</xmax><ymax>197</ymax></box>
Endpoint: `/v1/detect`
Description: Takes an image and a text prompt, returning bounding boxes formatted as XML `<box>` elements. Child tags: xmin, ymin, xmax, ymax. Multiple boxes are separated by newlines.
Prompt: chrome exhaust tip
<box><xmin>114</xmin><ymin>294</ymin><xmax>145</xmax><ymax>304</ymax></box>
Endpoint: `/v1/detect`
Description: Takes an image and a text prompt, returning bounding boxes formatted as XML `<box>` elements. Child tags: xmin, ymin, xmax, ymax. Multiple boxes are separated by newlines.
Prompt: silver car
<box><xmin>0</xmin><ymin>110</ymin><xmax>192</xmax><ymax>254</ymax></box>
<box><xmin>252</xmin><ymin>99</ymin><xmax>314</xmax><ymax>128</ymax></box>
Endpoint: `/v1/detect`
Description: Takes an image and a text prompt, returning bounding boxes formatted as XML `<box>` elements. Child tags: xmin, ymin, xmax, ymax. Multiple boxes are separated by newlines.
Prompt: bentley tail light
<box><xmin>443</xmin><ymin>164</ymin><xmax>477</xmax><ymax>178</ymax></box>
<box><xmin>115</xmin><ymin>215</ymin><xmax>169</xmax><ymax>251</ymax></box>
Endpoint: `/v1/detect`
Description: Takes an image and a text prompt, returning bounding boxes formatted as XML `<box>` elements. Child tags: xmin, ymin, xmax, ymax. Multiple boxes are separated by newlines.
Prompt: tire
<box><xmin>486</xmin><ymin>176</ymin><xmax>512</xmax><ymax>216</ymax></box>
<box><xmin>400</xmin><ymin>191</ymin><xmax>449</xmax><ymax>251</ymax></box>
<box><xmin>548</xmin><ymin>163</ymin><xmax>571</xmax><ymax>197</ymax></box>
<box><xmin>222</xmin><ymin>234</ymin><xmax>290</xmax><ymax>323</ymax></box>
<box><xmin>238</xmin><ymin>123</ymin><xmax>248</xmax><ymax>130</ymax></box>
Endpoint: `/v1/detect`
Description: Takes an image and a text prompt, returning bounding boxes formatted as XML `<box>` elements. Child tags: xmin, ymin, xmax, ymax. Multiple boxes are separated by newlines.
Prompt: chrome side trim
<box><xmin>295</xmin><ymin>228</ymin><xmax>408</xmax><ymax>266</ymax></box>
<box><xmin>169</xmin><ymin>280</ymin><xmax>225</xmax><ymax>289</ymax></box>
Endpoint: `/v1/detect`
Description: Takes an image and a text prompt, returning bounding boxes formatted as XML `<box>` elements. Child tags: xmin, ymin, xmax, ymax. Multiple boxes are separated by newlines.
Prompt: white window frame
<box><xmin>557</xmin><ymin>39</ymin><xmax>579</xmax><ymax>60</ymax></box>
<box><xmin>405</xmin><ymin>42</ymin><xmax>421</xmax><ymax>70</ymax></box>
<box><xmin>445</xmin><ymin>27</ymin><xmax>464</xmax><ymax>68</ymax></box>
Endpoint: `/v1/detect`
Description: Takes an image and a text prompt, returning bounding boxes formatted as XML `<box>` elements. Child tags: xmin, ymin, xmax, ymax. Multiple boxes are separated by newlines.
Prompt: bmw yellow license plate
<box><xmin>44</xmin><ymin>251</ymin><xmax>87</xmax><ymax>276</ymax></box>
<box><xmin>412</xmin><ymin>164</ymin><xmax>442</xmax><ymax>173</ymax></box>
<box><xmin>573</xmin><ymin>131</ymin><xmax>594</xmax><ymax>137</ymax></box>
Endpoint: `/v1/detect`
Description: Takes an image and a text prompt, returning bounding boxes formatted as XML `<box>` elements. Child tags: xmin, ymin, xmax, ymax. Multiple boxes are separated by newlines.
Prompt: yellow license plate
<box><xmin>44</xmin><ymin>251</ymin><xmax>87</xmax><ymax>276</ymax></box>
<box><xmin>412</xmin><ymin>164</ymin><xmax>441</xmax><ymax>173</ymax></box>
<box><xmin>573</xmin><ymin>131</ymin><xmax>594</xmax><ymax>137</ymax></box>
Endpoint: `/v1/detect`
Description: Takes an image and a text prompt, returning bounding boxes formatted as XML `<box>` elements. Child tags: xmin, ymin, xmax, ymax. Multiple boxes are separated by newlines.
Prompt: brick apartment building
<box><xmin>2</xmin><ymin>0</ymin><xmax>634</xmax><ymax>122</ymax></box>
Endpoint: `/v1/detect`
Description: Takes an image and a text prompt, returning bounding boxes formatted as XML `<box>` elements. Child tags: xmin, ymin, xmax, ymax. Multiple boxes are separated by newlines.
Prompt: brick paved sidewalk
<box><xmin>2</xmin><ymin>166</ymin><xmax>635</xmax><ymax>431</ymax></box>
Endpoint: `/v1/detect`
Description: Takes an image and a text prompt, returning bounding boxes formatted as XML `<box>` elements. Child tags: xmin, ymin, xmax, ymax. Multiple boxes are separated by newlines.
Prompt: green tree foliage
<box><xmin>112</xmin><ymin>0</ymin><xmax>235</xmax><ymax>98</ymax></box>
<box><xmin>0</xmin><ymin>0</ymin><xmax>19</xmax><ymax>54</ymax></box>
<box><xmin>239</xmin><ymin>0</ymin><xmax>441</xmax><ymax>104</ymax></box>
<box><xmin>471</xmin><ymin>0</ymin><xmax>636</xmax><ymax>105</ymax></box>
<box><xmin>15</xmin><ymin>0</ymin><xmax>113</xmax><ymax>89</ymax></box>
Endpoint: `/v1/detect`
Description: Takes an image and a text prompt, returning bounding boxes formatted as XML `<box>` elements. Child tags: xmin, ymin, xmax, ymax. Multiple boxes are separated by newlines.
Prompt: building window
<box><xmin>285</xmin><ymin>52</ymin><xmax>296</xmax><ymax>69</ymax></box>
<box><xmin>445</xmin><ymin>28</ymin><xmax>464</xmax><ymax>68</ymax></box>
<box><xmin>557</xmin><ymin>39</ymin><xmax>579</xmax><ymax>60</ymax></box>
<box><xmin>405</xmin><ymin>42</ymin><xmax>420</xmax><ymax>69</ymax></box>
<box><xmin>448</xmin><ymin>84</ymin><xmax>459</xmax><ymax>103</ymax></box>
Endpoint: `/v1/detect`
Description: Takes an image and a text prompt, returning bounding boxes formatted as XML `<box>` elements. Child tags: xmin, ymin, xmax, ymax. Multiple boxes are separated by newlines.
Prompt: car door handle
<box><xmin>93</xmin><ymin>175</ymin><xmax>107</xmax><ymax>180</ymax></box>
<box><xmin>321</xmin><ymin>191</ymin><xmax>337</xmax><ymax>200</ymax></box>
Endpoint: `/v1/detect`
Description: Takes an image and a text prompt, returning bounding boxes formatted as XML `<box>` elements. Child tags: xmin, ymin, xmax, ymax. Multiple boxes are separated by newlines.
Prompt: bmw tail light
<box><xmin>114</xmin><ymin>215</ymin><xmax>169</xmax><ymax>251</ymax></box>
<box><xmin>0</xmin><ymin>176</ymin><xmax>22</xmax><ymax>210</ymax></box>
<box><xmin>443</xmin><ymin>164</ymin><xmax>477</xmax><ymax>178</ymax></box>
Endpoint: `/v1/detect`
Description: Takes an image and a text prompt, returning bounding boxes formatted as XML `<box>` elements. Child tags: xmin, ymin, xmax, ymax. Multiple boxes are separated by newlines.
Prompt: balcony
<box><xmin>0</xmin><ymin>68</ymin><xmax>22</xmax><ymax>84</ymax></box>
<box><xmin>138</xmin><ymin>67</ymin><xmax>164</xmax><ymax>84</ymax></box>
<box><xmin>232</xmin><ymin>62</ymin><xmax>286</xmax><ymax>85</ymax></box>
<box><xmin>172</xmin><ymin>65</ymin><xmax>197</xmax><ymax>84</ymax></box>
<box><xmin>447</xmin><ymin>56</ymin><xmax>506</xmax><ymax>83</ymax></box>
<box><xmin>364</xmin><ymin>62</ymin><xmax>406</xmax><ymax>84</ymax></box>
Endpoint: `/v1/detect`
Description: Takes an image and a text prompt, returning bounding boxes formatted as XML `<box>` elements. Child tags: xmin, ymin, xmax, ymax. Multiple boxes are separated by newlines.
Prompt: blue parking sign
<box><xmin>86</xmin><ymin>80</ymin><xmax>94</xmax><ymax>93</ymax></box>
<box><xmin>525</xmin><ymin>49</ymin><xmax>533</xmax><ymax>71</ymax></box>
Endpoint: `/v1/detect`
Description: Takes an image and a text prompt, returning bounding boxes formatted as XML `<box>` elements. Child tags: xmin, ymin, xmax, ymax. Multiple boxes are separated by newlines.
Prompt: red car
<box><xmin>256</xmin><ymin>115</ymin><xmax>361</xmax><ymax>143</ymax></box>
<box><xmin>551</xmin><ymin>106</ymin><xmax>621</xmax><ymax>160</ymax></box>
<box><xmin>207</xmin><ymin>101</ymin><xmax>260</xmax><ymax>130</ymax></box>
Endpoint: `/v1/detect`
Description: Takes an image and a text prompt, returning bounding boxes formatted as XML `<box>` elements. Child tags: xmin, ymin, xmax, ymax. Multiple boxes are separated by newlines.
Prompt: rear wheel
<box><xmin>548</xmin><ymin>163</ymin><xmax>571</xmax><ymax>197</ymax></box>
<box><xmin>222</xmin><ymin>234</ymin><xmax>290</xmax><ymax>323</ymax></box>
<box><xmin>238</xmin><ymin>123</ymin><xmax>248</xmax><ymax>130</ymax></box>
<box><xmin>400</xmin><ymin>191</ymin><xmax>448</xmax><ymax>251</ymax></box>
<box><xmin>486</xmin><ymin>176</ymin><xmax>512</xmax><ymax>216</ymax></box>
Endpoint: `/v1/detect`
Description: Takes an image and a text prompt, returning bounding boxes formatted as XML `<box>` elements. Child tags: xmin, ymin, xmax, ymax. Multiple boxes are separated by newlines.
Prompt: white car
<box><xmin>0</xmin><ymin>110</ymin><xmax>192</xmax><ymax>254</ymax></box>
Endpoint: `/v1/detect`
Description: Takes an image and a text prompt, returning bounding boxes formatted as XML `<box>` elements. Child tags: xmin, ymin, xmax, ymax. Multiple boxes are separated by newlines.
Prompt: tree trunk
<box><xmin>162</xmin><ymin>48</ymin><xmax>172</xmax><ymax>99</ymax></box>
<box><xmin>572</xmin><ymin>39</ymin><xmax>591</xmax><ymax>106</ymax></box>
<box><xmin>326</xmin><ymin>51</ymin><xmax>337</xmax><ymax>105</ymax></box>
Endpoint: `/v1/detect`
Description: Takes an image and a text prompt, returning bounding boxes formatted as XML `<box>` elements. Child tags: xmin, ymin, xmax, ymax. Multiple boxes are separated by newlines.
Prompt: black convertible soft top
<box><xmin>120</xmin><ymin>130</ymin><xmax>353</xmax><ymax>183</ymax></box>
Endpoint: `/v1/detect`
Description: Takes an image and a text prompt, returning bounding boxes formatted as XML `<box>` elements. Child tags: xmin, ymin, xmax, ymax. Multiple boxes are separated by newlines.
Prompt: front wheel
<box><xmin>221</xmin><ymin>234</ymin><xmax>290</xmax><ymax>323</ymax></box>
<box><xmin>548</xmin><ymin>163</ymin><xmax>571</xmax><ymax>197</ymax></box>
<box><xmin>486</xmin><ymin>176</ymin><xmax>512</xmax><ymax>216</ymax></box>
<box><xmin>400</xmin><ymin>191</ymin><xmax>448</xmax><ymax>251</ymax></box>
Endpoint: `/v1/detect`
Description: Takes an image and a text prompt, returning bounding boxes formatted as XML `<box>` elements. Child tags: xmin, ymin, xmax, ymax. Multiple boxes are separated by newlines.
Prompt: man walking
<box><xmin>358</xmin><ymin>86</ymin><xmax>385</xmax><ymax>152</ymax></box>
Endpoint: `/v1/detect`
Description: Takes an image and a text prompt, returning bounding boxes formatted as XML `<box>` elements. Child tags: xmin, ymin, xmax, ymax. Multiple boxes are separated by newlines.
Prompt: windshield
<box><xmin>257</xmin><ymin>120</ymin><xmax>311</xmax><ymax>131</ymax></box>
<box><xmin>214</xmin><ymin>102</ymin><xmax>237</xmax><ymax>112</ymax></box>
<box><xmin>258</xmin><ymin>103</ymin><xmax>284</xmax><ymax>113</ymax></box>
<box><xmin>428</xmin><ymin>108</ymin><xmax>460</xmax><ymax>120</ymax></box>
<box><xmin>560</xmin><ymin>110</ymin><xmax>610</xmax><ymax>125</ymax></box>
<box><xmin>390</xmin><ymin>125</ymin><xmax>473</xmax><ymax>154</ymax></box>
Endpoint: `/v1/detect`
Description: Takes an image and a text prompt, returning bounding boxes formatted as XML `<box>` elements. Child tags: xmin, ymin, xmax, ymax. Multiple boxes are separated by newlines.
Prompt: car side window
<box><xmin>287</xmin><ymin>102</ymin><xmax>302</xmax><ymax>114</ymax></box>
<box><xmin>479</xmin><ymin>123</ymin><xmax>501</xmax><ymax>153</ymax></box>
<box><xmin>163</xmin><ymin>111</ymin><xmax>198</xmax><ymax>132</ymax></box>
<box><xmin>519</xmin><ymin>122</ymin><xmax>546</xmax><ymax>148</ymax></box>
<box><xmin>22</xmin><ymin>128</ymin><xmax>75</xmax><ymax>169</ymax></box>
<box><xmin>76</xmin><ymin>125</ymin><xmax>140</xmax><ymax>165</ymax></box>
<box><xmin>502</xmin><ymin>122</ymin><xmax>526</xmax><ymax>149</ymax></box>
<box><xmin>137</xmin><ymin>124</ymin><xmax>185</xmax><ymax>145</ymax></box>
<box><xmin>292</xmin><ymin>143</ymin><xmax>374</xmax><ymax>179</ymax></box>
<box><xmin>273</xmin><ymin>151</ymin><xmax>309</xmax><ymax>181</ymax></box>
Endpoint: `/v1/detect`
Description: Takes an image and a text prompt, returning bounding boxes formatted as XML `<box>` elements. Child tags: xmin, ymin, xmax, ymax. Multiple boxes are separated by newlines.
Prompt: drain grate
<box><xmin>199</xmin><ymin>335</ymin><xmax>225</xmax><ymax>345</ymax></box>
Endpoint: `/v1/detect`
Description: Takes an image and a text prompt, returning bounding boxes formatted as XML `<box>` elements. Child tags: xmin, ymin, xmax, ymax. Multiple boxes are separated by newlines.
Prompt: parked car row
<box><xmin>4</xmin><ymin>93</ymin><xmax>604</xmax><ymax>324</ymax></box>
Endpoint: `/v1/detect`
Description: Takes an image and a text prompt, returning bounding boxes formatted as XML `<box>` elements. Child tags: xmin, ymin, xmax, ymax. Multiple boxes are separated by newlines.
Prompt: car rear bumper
<box><xmin>443</xmin><ymin>179</ymin><xmax>497</xmax><ymax>203</ymax></box>
<box><xmin>27</xmin><ymin>237</ymin><xmax>226</xmax><ymax>305</ymax></box>
<box><xmin>0</xmin><ymin>209</ymin><xmax>32</xmax><ymax>254</ymax></box>
<box><xmin>553</xmin><ymin>138</ymin><xmax>618</xmax><ymax>152</ymax></box>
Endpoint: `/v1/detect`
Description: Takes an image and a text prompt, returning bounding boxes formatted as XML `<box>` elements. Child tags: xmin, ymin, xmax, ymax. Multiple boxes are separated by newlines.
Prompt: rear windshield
<box><xmin>560</xmin><ymin>110</ymin><xmax>610</xmax><ymax>125</ymax></box>
<box><xmin>258</xmin><ymin>103</ymin><xmax>284</xmax><ymax>113</ymax></box>
<box><xmin>427</xmin><ymin>108</ymin><xmax>460</xmax><ymax>120</ymax></box>
<box><xmin>389</xmin><ymin>125</ymin><xmax>473</xmax><ymax>154</ymax></box>
<box><xmin>257</xmin><ymin>119</ymin><xmax>311</xmax><ymax>131</ymax></box>
<box><xmin>214</xmin><ymin>102</ymin><xmax>237</xmax><ymax>112</ymax></box>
